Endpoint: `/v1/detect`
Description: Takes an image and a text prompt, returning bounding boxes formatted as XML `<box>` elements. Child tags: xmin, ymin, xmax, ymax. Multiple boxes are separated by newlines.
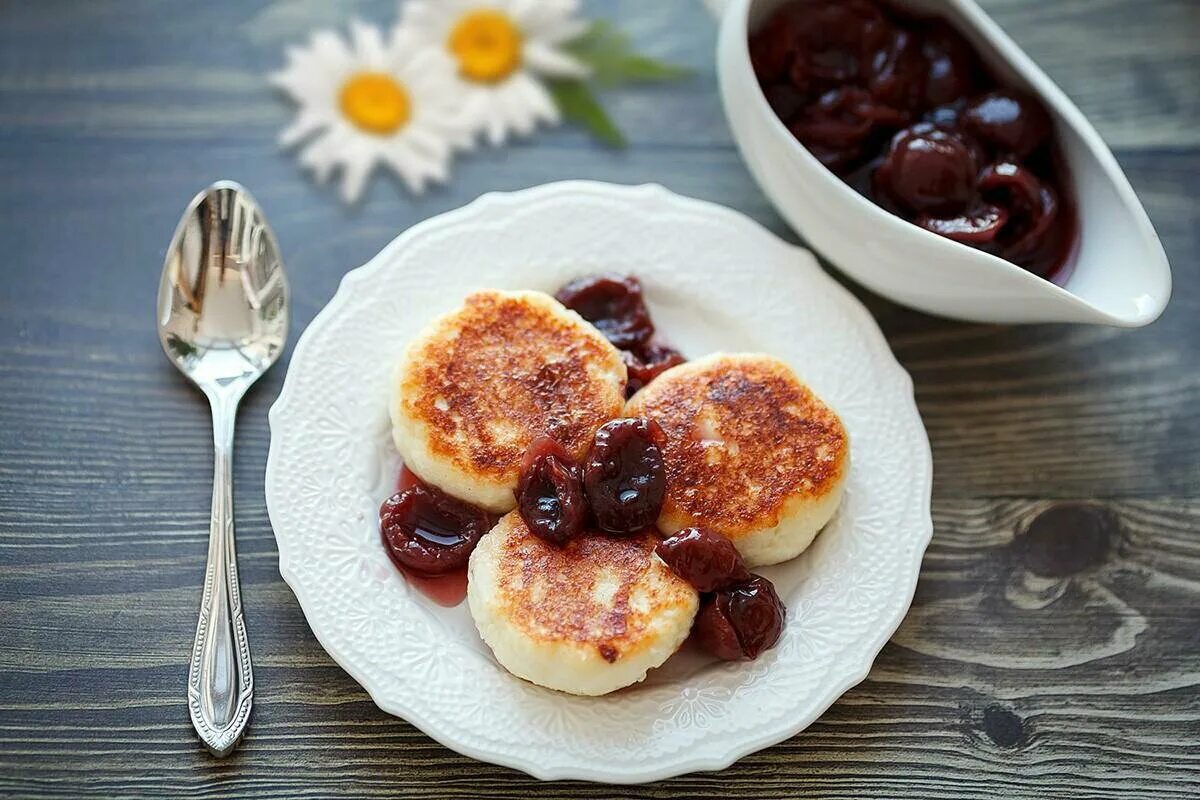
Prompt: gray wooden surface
<box><xmin>1</xmin><ymin>0</ymin><xmax>1197</xmax><ymax>797</ymax></box>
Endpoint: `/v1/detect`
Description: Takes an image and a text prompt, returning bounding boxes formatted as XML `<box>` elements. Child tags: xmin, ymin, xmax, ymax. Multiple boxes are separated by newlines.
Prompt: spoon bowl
<box><xmin>157</xmin><ymin>180</ymin><xmax>289</xmax><ymax>756</ymax></box>
<box><xmin>712</xmin><ymin>0</ymin><xmax>1172</xmax><ymax>325</ymax></box>
<box><xmin>158</xmin><ymin>181</ymin><xmax>289</xmax><ymax>392</ymax></box>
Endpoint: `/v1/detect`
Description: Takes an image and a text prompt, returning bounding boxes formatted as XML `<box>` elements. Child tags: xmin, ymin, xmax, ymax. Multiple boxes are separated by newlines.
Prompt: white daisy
<box><xmin>270</xmin><ymin>20</ymin><xmax>471</xmax><ymax>202</ymax></box>
<box><xmin>399</xmin><ymin>0</ymin><xmax>590</xmax><ymax>145</ymax></box>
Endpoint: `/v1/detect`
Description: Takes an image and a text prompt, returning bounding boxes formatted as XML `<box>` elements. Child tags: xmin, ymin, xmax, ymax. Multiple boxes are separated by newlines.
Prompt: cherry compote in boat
<box><xmin>751</xmin><ymin>0</ymin><xmax>1076</xmax><ymax>280</ymax></box>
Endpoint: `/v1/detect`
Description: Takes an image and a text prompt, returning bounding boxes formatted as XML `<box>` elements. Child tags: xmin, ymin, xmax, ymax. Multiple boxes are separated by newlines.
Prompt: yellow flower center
<box><xmin>448</xmin><ymin>9</ymin><xmax>522</xmax><ymax>83</ymax></box>
<box><xmin>338</xmin><ymin>72</ymin><xmax>410</xmax><ymax>135</ymax></box>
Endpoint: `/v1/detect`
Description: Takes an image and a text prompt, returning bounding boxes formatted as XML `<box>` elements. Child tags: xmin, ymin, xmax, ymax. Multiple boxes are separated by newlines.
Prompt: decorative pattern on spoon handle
<box><xmin>188</xmin><ymin>398</ymin><xmax>253</xmax><ymax>756</ymax></box>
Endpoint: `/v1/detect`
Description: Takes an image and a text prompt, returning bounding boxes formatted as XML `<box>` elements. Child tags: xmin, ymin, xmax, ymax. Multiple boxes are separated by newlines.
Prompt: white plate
<box><xmin>265</xmin><ymin>181</ymin><xmax>932</xmax><ymax>783</ymax></box>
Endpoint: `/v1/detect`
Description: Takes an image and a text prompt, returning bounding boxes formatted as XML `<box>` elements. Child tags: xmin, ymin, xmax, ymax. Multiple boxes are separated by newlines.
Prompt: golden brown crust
<box><xmin>398</xmin><ymin>290</ymin><xmax>625</xmax><ymax>484</ymax></box>
<box><xmin>627</xmin><ymin>354</ymin><xmax>849</xmax><ymax>537</ymax></box>
<box><xmin>491</xmin><ymin>513</ymin><xmax>694</xmax><ymax>663</ymax></box>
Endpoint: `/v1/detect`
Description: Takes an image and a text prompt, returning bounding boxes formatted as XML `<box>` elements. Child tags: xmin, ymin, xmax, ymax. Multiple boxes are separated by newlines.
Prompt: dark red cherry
<box><xmin>515</xmin><ymin>436</ymin><xmax>586</xmax><ymax>546</ymax></box>
<box><xmin>582</xmin><ymin>417</ymin><xmax>668</xmax><ymax>534</ymax></box>
<box><xmin>622</xmin><ymin>341</ymin><xmax>686</xmax><ymax>398</ymax></box>
<box><xmin>749</xmin><ymin>10</ymin><xmax>801</xmax><ymax>81</ymax></box>
<box><xmin>961</xmin><ymin>91</ymin><xmax>1051</xmax><ymax>158</ymax></box>
<box><xmin>793</xmin><ymin>87</ymin><xmax>907</xmax><ymax>149</ymax></box>
<box><xmin>692</xmin><ymin>595</ymin><xmax>742</xmax><ymax>660</ymax></box>
<box><xmin>380</xmin><ymin>485</ymin><xmax>490</xmax><ymax>576</ymax></box>
<box><xmin>874</xmin><ymin>124</ymin><xmax>978</xmax><ymax>216</ymax></box>
<box><xmin>555</xmin><ymin>274</ymin><xmax>654</xmax><ymax>350</ymax></box>
<box><xmin>791</xmin><ymin>87</ymin><xmax>908</xmax><ymax>172</ymax></box>
<box><xmin>864</xmin><ymin>27</ymin><xmax>926</xmax><ymax>111</ymax></box>
<box><xmin>976</xmin><ymin>160</ymin><xmax>1060</xmax><ymax>267</ymax></box>
<box><xmin>995</xmin><ymin>187</ymin><xmax>1060</xmax><ymax>272</ymax></box>
<box><xmin>978</xmin><ymin>160</ymin><xmax>1045</xmax><ymax>218</ymax></box>
<box><xmin>917</xmin><ymin>203</ymin><xmax>1009</xmax><ymax>245</ymax></box>
<box><xmin>790</xmin><ymin>0</ymin><xmax>888</xmax><ymax>85</ymax></box>
<box><xmin>921</xmin><ymin>22</ymin><xmax>977</xmax><ymax>107</ymax></box>
<box><xmin>656</xmin><ymin>528</ymin><xmax>750</xmax><ymax>593</ymax></box>
<box><xmin>693</xmin><ymin>576</ymin><xmax>786</xmax><ymax>661</ymax></box>
<box><xmin>1005</xmin><ymin>186</ymin><xmax>1059</xmax><ymax>269</ymax></box>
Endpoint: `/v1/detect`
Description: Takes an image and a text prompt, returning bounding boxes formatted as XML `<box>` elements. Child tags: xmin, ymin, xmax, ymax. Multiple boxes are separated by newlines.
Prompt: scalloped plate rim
<box><xmin>265</xmin><ymin>180</ymin><xmax>933</xmax><ymax>783</ymax></box>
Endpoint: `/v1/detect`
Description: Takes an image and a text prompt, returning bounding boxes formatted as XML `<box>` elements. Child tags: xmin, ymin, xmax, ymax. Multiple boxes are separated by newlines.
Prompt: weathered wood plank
<box><xmin>1</xmin><ymin>500</ymin><xmax>1197</xmax><ymax>797</ymax></box>
<box><xmin>0</xmin><ymin>0</ymin><xmax>1196</xmax><ymax>149</ymax></box>
<box><xmin>0</xmin><ymin>682</ymin><xmax>1196</xmax><ymax>800</ymax></box>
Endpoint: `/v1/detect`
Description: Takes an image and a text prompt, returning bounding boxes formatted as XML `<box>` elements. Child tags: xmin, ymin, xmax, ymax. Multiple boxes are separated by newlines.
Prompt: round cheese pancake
<box><xmin>626</xmin><ymin>353</ymin><xmax>849</xmax><ymax>567</ymax></box>
<box><xmin>468</xmin><ymin>512</ymin><xmax>699</xmax><ymax>696</ymax></box>
<box><xmin>391</xmin><ymin>290</ymin><xmax>626</xmax><ymax>512</ymax></box>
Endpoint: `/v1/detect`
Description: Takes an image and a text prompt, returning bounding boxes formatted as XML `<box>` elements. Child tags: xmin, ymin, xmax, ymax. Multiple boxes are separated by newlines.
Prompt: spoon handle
<box><xmin>188</xmin><ymin>393</ymin><xmax>254</xmax><ymax>756</ymax></box>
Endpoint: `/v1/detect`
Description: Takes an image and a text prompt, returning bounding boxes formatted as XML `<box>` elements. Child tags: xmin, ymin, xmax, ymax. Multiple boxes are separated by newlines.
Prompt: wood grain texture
<box><xmin>0</xmin><ymin>0</ymin><xmax>1198</xmax><ymax>797</ymax></box>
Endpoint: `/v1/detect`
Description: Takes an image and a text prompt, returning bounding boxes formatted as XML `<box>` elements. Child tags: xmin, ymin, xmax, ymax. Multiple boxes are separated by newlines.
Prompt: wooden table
<box><xmin>1</xmin><ymin>1</ymin><xmax>1196</xmax><ymax>797</ymax></box>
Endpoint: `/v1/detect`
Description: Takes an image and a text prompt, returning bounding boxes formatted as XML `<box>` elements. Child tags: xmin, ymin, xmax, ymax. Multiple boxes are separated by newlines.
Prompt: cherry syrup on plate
<box><xmin>396</xmin><ymin>464</ymin><xmax>422</xmax><ymax>493</ymax></box>
<box><xmin>399</xmin><ymin>564</ymin><xmax>469</xmax><ymax>608</ymax></box>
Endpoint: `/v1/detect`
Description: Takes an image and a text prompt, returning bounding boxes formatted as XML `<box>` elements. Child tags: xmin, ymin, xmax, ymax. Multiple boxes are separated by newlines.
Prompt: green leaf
<box><xmin>566</xmin><ymin>20</ymin><xmax>693</xmax><ymax>87</ymax></box>
<box><xmin>547</xmin><ymin>79</ymin><xmax>627</xmax><ymax>148</ymax></box>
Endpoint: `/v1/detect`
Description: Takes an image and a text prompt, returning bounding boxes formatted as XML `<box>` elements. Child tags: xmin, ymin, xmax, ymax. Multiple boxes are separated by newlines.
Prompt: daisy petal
<box><xmin>404</xmin><ymin>48</ymin><xmax>457</xmax><ymax>91</ymax></box>
<box><xmin>297</xmin><ymin>130</ymin><xmax>340</xmax><ymax>183</ymax></box>
<box><xmin>339</xmin><ymin>149</ymin><xmax>374</xmax><ymax>204</ymax></box>
<box><xmin>485</xmin><ymin>110</ymin><xmax>509</xmax><ymax>146</ymax></box>
<box><xmin>512</xmin><ymin>72</ymin><xmax>560</xmax><ymax>126</ymax></box>
<box><xmin>535</xmin><ymin>16</ymin><xmax>590</xmax><ymax>45</ymax></box>
<box><xmin>400</xmin><ymin>0</ymin><xmax>467</xmax><ymax>38</ymax></box>
<box><xmin>310</xmin><ymin>30</ymin><xmax>354</xmax><ymax>73</ymax></box>
<box><xmin>349</xmin><ymin>18</ymin><xmax>387</xmax><ymax>69</ymax></box>
<box><xmin>402</xmin><ymin>125</ymin><xmax>452</xmax><ymax>161</ymax></box>
<box><xmin>512</xmin><ymin>0</ymin><xmax>581</xmax><ymax>35</ymax></box>
<box><xmin>522</xmin><ymin>42</ymin><xmax>589</xmax><ymax>79</ymax></box>
<box><xmin>385</xmin><ymin>141</ymin><xmax>424</xmax><ymax>192</ymax></box>
<box><xmin>511</xmin><ymin>78</ymin><xmax>553</xmax><ymax>136</ymax></box>
<box><xmin>514</xmin><ymin>0</ymin><xmax>588</xmax><ymax>45</ymax></box>
<box><xmin>278</xmin><ymin>108</ymin><xmax>330</xmax><ymax>148</ymax></box>
<box><xmin>267</xmin><ymin>68</ymin><xmax>295</xmax><ymax>95</ymax></box>
<box><xmin>386</xmin><ymin>139</ymin><xmax>448</xmax><ymax>192</ymax></box>
<box><xmin>387</xmin><ymin>25</ymin><xmax>423</xmax><ymax>71</ymax></box>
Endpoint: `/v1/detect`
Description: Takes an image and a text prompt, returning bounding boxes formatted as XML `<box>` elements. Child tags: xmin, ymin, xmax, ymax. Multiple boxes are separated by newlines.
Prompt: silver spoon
<box><xmin>157</xmin><ymin>180</ymin><xmax>289</xmax><ymax>756</ymax></box>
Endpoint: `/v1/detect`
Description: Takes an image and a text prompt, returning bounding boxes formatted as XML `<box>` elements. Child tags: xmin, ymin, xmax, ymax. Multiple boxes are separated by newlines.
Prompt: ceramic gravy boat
<box><xmin>707</xmin><ymin>0</ymin><xmax>1171</xmax><ymax>325</ymax></box>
